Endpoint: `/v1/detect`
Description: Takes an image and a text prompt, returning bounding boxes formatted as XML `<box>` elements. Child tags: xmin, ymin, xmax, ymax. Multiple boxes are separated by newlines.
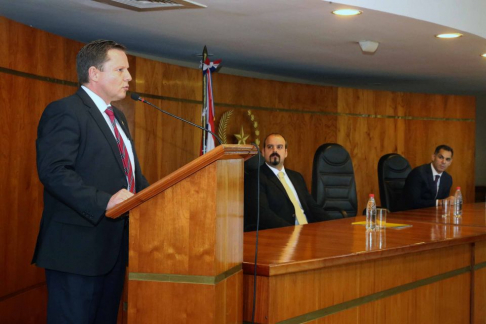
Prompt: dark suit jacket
<box><xmin>32</xmin><ymin>88</ymin><xmax>149</xmax><ymax>276</ymax></box>
<box><xmin>244</xmin><ymin>164</ymin><xmax>330</xmax><ymax>231</ymax></box>
<box><xmin>403</xmin><ymin>163</ymin><xmax>452</xmax><ymax>210</ymax></box>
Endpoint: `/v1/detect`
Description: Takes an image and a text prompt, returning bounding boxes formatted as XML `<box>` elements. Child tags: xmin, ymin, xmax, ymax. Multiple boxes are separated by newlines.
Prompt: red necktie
<box><xmin>105</xmin><ymin>107</ymin><xmax>135</xmax><ymax>193</ymax></box>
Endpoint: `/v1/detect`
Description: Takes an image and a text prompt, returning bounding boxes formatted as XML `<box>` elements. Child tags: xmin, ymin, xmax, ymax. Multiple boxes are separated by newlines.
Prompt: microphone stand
<box><xmin>130</xmin><ymin>92</ymin><xmax>223</xmax><ymax>145</ymax></box>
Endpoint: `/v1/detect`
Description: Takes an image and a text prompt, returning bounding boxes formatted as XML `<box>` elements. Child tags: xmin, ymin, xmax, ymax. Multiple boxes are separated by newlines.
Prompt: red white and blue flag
<box><xmin>200</xmin><ymin>57</ymin><xmax>221</xmax><ymax>155</ymax></box>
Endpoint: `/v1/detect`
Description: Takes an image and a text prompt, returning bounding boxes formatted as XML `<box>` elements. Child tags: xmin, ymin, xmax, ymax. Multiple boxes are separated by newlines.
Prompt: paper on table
<box><xmin>352</xmin><ymin>221</ymin><xmax>412</xmax><ymax>229</ymax></box>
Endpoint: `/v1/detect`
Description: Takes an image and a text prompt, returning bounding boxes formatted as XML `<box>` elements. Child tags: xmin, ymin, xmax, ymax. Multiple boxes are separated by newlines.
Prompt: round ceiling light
<box><xmin>481</xmin><ymin>53</ymin><xmax>486</xmax><ymax>58</ymax></box>
<box><xmin>332</xmin><ymin>9</ymin><xmax>362</xmax><ymax>16</ymax></box>
<box><xmin>435</xmin><ymin>33</ymin><xmax>463</xmax><ymax>39</ymax></box>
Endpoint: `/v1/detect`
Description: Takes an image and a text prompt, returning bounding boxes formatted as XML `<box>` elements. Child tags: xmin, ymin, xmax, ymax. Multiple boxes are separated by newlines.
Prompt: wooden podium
<box><xmin>106</xmin><ymin>144</ymin><xmax>257</xmax><ymax>323</ymax></box>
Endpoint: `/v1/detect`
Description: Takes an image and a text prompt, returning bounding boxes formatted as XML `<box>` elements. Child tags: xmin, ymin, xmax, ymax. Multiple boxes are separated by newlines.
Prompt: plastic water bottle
<box><xmin>366</xmin><ymin>194</ymin><xmax>377</xmax><ymax>231</ymax></box>
<box><xmin>454</xmin><ymin>187</ymin><xmax>463</xmax><ymax>216</ymax></box>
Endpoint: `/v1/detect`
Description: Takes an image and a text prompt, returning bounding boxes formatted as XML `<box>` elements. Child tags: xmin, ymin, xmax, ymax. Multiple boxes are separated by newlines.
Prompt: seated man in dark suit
<box><xmin>244</xmin><ymin>133</ymin><xmax>330</xmax><ymax>231</ymax></box>
<box><xmin>404</xmin><ymin>144</ymin><xmax>454</xmax><ymax>210</ymax></box>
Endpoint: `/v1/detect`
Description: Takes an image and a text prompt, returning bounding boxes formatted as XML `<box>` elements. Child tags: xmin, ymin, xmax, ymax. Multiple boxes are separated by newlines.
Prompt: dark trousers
<box><xmin>45</xmin><ymin>230</ymin><xmax>127</xmax><ymax>324</ymax></box>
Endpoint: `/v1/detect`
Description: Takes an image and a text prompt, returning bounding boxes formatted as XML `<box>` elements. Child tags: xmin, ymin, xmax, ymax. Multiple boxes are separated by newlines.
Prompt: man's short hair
<box><xmin>76</xmin><ymin>40</ymin><xmax>126</xmax><ymax>84</ymax></box>
<box><xmin>434</xmin><ymin>144</ymin><xmax>454</xmax><ymax>157</ymax></box>
<box><xmin>263</xmin><ymin>133</ymin><xmax>288</xmax><ymax>148</ymax></box>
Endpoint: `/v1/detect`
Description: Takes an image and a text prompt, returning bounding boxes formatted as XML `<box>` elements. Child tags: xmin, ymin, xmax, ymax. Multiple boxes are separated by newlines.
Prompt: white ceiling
<box><xmin>1</xmin><ymin>0</ymin><xmax>486</xmax><ymax>95</ymax></box>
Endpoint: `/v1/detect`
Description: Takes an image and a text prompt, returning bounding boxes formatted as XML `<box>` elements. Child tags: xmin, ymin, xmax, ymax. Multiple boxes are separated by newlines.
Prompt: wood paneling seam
<box><xmin>215</xmin><ymin>103</ymin><xmax>475</xmax><ymax>122</ymax></box>
<box><xmin>0</xmin><ymin>282</ymin><xmax>46</xmax><ymax>302</ymax></box>
<box><xmin>137</xmin><ymin>91</ymin><xmax>475</xmax><ymax>122</ymax></box>
<box><xmin>0</xmin><ymin>67</ymin><xmax>78</xmax><ymax>87</ymax></box>
<box><xmin>474</xmin><ymin>261</ymin><xmax>486</xmax><ymax>270</ymax></box>
<box><xmin>0</xmin><ymin>67</ymin><xmax>472</xmax><ymax>122</ymax></box>
<box><xmin>0</xmin><ymin>67</ymin><xmax>475</xmax><ymax>122</ymax></box>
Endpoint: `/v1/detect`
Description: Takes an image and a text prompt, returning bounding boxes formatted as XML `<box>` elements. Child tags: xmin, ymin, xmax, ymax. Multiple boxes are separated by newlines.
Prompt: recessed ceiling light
<box><xmin>435</xmin><ymin>33</ymin><xmax>463</xmax><ymax>39</ymax></box>
<box><xmin>332</xmin><ymin>9</ymin><xmax>362</xmax><ymax>16</ymax></box>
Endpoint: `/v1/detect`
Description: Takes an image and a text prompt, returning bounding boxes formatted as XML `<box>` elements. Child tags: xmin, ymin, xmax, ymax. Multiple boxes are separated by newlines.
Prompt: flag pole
<box><xmin>201</xmin><ymin>46</ymin><xmax>208</xmax><ymax>154</ymax></box>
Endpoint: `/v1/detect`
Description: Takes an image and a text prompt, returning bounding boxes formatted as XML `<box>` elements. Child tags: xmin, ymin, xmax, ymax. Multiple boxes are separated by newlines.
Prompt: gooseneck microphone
<box><xmin>130</xmin><ymin>92</ymin><xmax>223</xmax><ymax>145</ymax></box>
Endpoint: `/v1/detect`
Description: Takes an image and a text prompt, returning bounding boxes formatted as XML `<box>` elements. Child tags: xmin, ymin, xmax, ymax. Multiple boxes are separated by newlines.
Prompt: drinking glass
<box><xmin>376</xmin><ymin>208</ymin><xmax>387</xmax><ymax>228</ymax></box>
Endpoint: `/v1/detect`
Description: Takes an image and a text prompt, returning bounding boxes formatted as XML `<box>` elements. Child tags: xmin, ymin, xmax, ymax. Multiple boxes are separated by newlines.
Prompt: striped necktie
<box><xmin>105</xmin><ymin>106</ymin><xmax>135</xmax><ymax>193</ymax></box>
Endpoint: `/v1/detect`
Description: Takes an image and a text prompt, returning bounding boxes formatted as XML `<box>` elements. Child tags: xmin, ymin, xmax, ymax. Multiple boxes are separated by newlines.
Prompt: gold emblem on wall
<box><xmin>234</xmin><ymin>126</ymin><xmax>249</xmax><ymax>144</ymax></box>
<box><xmin>217</xmin><ymin>110</ymin><xmax>260</xmax><ymax>145</ymax></box>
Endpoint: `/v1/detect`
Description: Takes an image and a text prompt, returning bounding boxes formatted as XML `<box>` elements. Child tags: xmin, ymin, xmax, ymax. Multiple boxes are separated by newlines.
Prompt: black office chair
<box><xmin>377</xmin><ymin>153</ymin><xmax>412</xmax><ymax>212</ymax></box>
<box><xmin>312</xmin><ymin>143</ymin><xmax>357</xmax><ymax>219</ymax></box>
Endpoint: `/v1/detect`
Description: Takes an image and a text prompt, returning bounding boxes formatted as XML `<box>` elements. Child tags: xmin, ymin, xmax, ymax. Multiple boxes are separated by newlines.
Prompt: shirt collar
<box><xmin>266</xmin><ymin>163</ymin><xmax>286</xmax><ymax>177</ymax></box>
<box><xmin>81</xmin><ymin>85</ymin><xmax>111</xmax><ymax>114</ymax></box>
<box><xmin>430</xmin><ymin>163</ymin><xmax>442</xmax><ymax>178</ymax></box>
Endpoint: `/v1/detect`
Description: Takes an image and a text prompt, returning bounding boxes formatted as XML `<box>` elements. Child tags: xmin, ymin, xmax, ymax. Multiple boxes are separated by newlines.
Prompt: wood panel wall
<box><xmin>134</xmin><ymin>64</ymin><xmax>475</xmax><ymax>212</ymax></box>
<box><xmin>0</xmin><ymin>16</ymin><xmax>476</xmax><ymax>322</ymax></box>
<box><xmin>0</xmin><ymin>18</ymin><xmax>80</xmax><ymax>323</ymax></box>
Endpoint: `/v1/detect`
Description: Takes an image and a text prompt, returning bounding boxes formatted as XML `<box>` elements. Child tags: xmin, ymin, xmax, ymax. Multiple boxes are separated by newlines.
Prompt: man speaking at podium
<box><xmin>244</xmin><ymin>133</ymin><xmax>330</xmax><ymax>231</ymax></box>
<box><xmin>32</xmin><ymin>40</ymin><xmax>149</xmax><ymax>324</ymax></box>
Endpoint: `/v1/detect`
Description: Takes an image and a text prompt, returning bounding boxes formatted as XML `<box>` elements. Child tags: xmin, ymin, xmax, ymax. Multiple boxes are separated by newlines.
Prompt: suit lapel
<box><xmin>424</xmin><ymin>164</ymin><xmax>435</xmax><ymax>194</ymax></box>
<box><xmin>437</xmin><ymin>172</ymin><xmax>448</xmax><ymax>197</ymax></box>
<box><xmin>76</xmin><ymin>89</ymin><xmax>126</xmax><ymax>176</ymax></box>
<box><xmin>262</xmin><ymin>164</ymin><xmax>292</xmax><ymax>202</ymax></box>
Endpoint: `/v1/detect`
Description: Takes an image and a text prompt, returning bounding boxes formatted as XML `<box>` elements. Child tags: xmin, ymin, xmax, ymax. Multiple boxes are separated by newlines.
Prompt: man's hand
<box><xmin>106</xmin><ymin>189</ymin><xmax>134</xmax><ymax>210</ymax></box>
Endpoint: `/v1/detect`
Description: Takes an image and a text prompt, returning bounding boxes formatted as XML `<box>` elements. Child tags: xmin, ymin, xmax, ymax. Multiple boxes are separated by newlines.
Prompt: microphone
<box><xmin>130</xmin><ymin>92</ymin><xmax>222</xmax><ymax>145</ymax></box>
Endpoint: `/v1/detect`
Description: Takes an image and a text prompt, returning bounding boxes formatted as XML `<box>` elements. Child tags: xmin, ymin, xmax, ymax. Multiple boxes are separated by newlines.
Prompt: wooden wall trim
<box><xmin>136</xmin><ymin>91</ymin><xmax>201</xmax><ymax>105</ymax></box>
<box><xmin>0</xmin><ymin>67</ymin><xmax>78</xmax><ymax>87</ymax></box>
<box><xmin>215</xmin><ymin>102</ymin><xmax>475</xmax><ymax>122</ymax></box>
<box><xmin>0</xmin><ymin>66</ymin><xmax>473</xmax><ymax>123</ymax></box>
<box><xmin>0</xmin><ymin>284</ymin><xmax>47</xmax><ymax>324</ymax></box>
<box><xmin>125</xmin><ymin>89</ymin><xmax>478</xmax><ymax>122</ymax></box>
<box><xmin>128</xmin><ymin>264</ymin><xmax>242</xmax><ymax>285</ymax></box>
<box><xmin>0</xmin><ymin>282</ymin><xmax>46</xmax><ymax>302</ymax></box>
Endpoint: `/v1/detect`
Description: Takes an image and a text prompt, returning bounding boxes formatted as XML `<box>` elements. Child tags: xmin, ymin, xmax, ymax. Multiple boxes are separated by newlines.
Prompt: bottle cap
<box><xmin>369</xmin><ymin>194</ymin><xmax>374</xmax><ymax>198</ymax></box>
<box><xmin>457</xmin><ymin>187</ymin><xmax>461</xmax><ymax>190</ymax></box>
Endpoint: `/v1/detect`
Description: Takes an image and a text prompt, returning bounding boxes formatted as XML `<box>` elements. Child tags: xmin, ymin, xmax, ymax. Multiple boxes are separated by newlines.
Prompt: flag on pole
<box><xmin>200</xmin><ymin>56</ymin><xmax>221</xmax><ymax>155</ymax></box>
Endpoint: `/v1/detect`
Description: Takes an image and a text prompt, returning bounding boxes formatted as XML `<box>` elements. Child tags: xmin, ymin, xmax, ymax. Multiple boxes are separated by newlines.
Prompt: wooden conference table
<box><xmin>243</xmin><ymin>203</ymin><xmax>486</xmax><ymax>324</ymax></box>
